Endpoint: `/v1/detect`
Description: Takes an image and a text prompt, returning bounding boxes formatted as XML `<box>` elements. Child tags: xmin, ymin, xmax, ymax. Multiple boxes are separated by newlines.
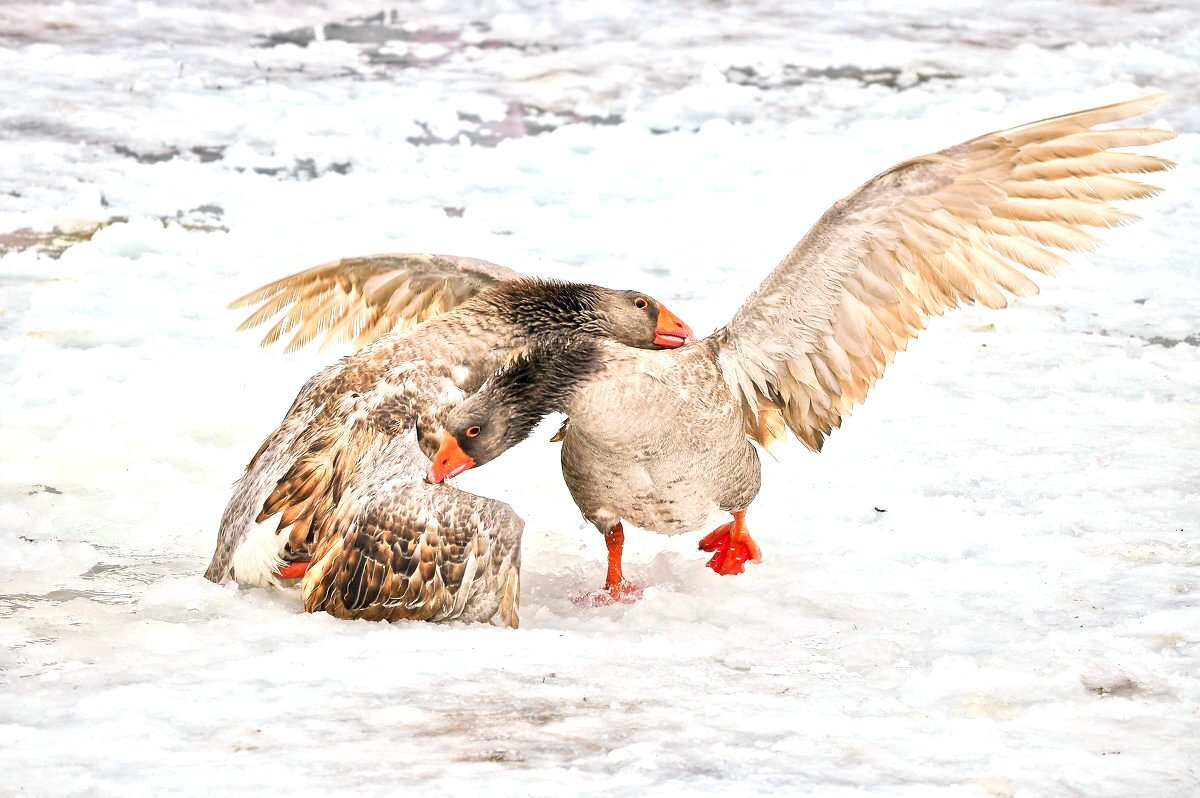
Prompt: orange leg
<box><xmin>600</xmin><ymin>522</ymin><xmax>642</xmax><ymax>602</ymax></box>
<box><xmin>698</xmin><ymin>510</ymin><xmax>761</xmax><ymax>576</ymax></box>
<box><xmin>604</xmin><ymin>522</ymin><xmax>626</xmax><ymax>591</ymax></box>
<box><xmin>274</xmin><ymin>560</ymin><xmax>310</xmax><ymax>580</ymax></box>
<box><xmin>574</xmin><ymin>522</ymin><xmax>643</xmax><ymax>605</ymax></box>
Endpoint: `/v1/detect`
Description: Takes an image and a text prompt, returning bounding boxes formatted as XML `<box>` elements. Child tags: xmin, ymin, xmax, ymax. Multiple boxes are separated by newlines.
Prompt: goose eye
<box><xmin>634</xmin><ymin>297</ymin><xmax>649</xmax><ymax>309</ymax></box>
<box><xmin>465</xmin><ymin>425</ymin><xmax>481</xmax><ymax>438</ymax></box>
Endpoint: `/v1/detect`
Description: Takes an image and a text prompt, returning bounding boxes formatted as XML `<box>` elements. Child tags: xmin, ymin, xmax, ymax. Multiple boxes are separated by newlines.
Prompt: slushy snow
<box><xmin>1</xmin><ymin>1</ymin><xmax>1197</xmax><ymax>795</ymax></box>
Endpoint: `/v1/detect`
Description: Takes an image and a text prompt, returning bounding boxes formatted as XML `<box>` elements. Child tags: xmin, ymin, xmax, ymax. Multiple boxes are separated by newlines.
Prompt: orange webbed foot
<box><xmin>698</xmin><ymin>521</ymin><xmax>733</xmax><ymax>552</ymax></box>
<box><xmin>704</xmin><ymin>537</ymin><xmax>761</xmax><ymax>575</ymax></box>
<box><xmin>699</xmin><ymin>511</ymin><xmax>761</xmax><ymax>576</ymax></box>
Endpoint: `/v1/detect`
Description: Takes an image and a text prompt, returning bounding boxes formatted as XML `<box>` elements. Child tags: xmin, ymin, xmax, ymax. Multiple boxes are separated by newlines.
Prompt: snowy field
<box><xmin>2</xmin><ymin>0</ymin><xmax>1198</xmax><ymax>795</ymax></box>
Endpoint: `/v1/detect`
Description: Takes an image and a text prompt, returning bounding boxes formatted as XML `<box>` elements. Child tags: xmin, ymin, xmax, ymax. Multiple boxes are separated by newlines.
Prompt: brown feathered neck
<box><xmin>446</xmin><ymin>335</ymin><xmax>604</xmax><ymax>460</ymax></box>
<box><xmin>472</xmin><ymin>279</ymin><xmax>612</xmax><ymax>337</ymax></box>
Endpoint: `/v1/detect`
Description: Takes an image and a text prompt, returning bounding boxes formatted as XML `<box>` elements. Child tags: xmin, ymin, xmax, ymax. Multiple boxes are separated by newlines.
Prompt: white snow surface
<box><xmin>2</xmin><ymin>1</ymin><xmax>1198</xmax><ymax>795</ymax></box>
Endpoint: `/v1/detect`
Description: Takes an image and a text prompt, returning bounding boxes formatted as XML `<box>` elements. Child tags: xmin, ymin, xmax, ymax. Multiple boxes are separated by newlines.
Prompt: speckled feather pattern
<box><xmin>204</xmin><ymin>304</ymin><xmax>525</xmax><ymax>624</ymax></box>
<box><xmin>206</xmin><ymin>279</ymin><xmax>670</xmax><ymax>625</ymax></box>
<box><xmin>301</xmin><ymin>430</ymin><xmax>523</xmax><ymax>627</ymax></box>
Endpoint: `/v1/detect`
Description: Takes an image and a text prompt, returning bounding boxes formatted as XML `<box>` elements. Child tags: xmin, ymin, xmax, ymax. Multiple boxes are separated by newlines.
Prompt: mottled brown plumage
<box><xmin>437</xmin><ymin>96</ymin><xmax>1176</xmax><ymax>592</ymax></box>
<box><xmin>300</xmin><ymin>431</ymin><xmax>522</xmax><ymax>626</ymax></box>
<box><xmin>206</xmin><ymin>276</ymin><xmax>689</xmax><ymax>626</ymax></box>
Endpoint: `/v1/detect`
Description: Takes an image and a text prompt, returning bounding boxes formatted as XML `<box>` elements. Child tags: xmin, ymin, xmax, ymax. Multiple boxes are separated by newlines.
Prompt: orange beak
<box><xmin>427</xmin><ymin>434</ymin><xmax>476</xmax><ymax>483</ymax></box>
<box><xmin>653</xmin><ymin>303</ymin><xmax>693</xmax><ymax>348</ymax></box>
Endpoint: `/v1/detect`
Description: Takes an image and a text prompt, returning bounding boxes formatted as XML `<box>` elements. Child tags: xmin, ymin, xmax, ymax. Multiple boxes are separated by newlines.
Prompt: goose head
<box><xmin>427</xmin><ymin>336</ymin><xmax>602</xmax><ymax>483</ymax></box>
<box><xmin>603</xmin><ymin>289</ymin><xmax>693</xmax><ymax>349</ymax></box>
<box><xmin>491</xmin><ymin>281</ymin><xmax>693</xmax><ymax>350</ymax></box>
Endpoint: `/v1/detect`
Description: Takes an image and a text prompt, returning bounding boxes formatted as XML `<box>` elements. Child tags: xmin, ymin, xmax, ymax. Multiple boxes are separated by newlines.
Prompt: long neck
<box><xmin>376</xmin><ymin>281</ymin><xmax>604</xmax><ymax>387</ymax></box>
<box><xmin>492</xmin><ymin>336</ymin><xmax>604</xmax><ymax>442</ymax></box>
<box><xmin>475</xmin><ymin>280</ymin><xmax>607</xmax><ymax>338</ymax></box>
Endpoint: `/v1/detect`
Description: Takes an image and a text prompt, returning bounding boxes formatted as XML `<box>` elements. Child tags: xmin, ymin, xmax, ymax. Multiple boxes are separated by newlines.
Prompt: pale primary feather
<box><xmin>231</xmin><ymin>253</ymin><xmax>525</xmax><ymax>352</ymax></box>
<box><xmin>718</xmin><ymin>94</ymin><xmax>1175</xmax><ymax>453</ymax></box>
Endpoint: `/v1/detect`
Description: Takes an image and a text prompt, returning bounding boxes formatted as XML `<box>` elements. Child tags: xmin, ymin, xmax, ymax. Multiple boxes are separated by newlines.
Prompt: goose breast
<box><xmin>560</xmin><ymin>341</ymin><xmax>761</xmax><ymax>534</ymax></box>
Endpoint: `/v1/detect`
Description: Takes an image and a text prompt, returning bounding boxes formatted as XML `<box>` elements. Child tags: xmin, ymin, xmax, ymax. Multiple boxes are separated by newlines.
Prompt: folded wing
<box><xmin>298</xmin><ymin>433</ymin><xmax>524</xmax><ymax>627</ymax></box>
<box><xmin>232</xmin><ymin>253</ymin><xmax>525</xmax><ymax>352</ymax></box>
<box><xmin>717</xmin><ymin>94</ymin><xmax>1175</xmax><ymax>452</ymax></box>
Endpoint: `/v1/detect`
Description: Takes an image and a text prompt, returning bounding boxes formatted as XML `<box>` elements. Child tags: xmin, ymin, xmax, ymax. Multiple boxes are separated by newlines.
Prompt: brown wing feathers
<box><xmin>301</xmin><ymin>491</ymin><xmax>521</xmax><ymax>627</ymax></box>
<box><xmin>231</xmin><ymin>253</ymin><xmax>523</xmax><ymax>352</ymax></box>
<box><xmin>255</xmin><ymin>432</ymin><xmax>349</xmax><ymax>558</ymax></box>
<box><xmin>722</xmin><ymin>94</ymin><xmax>1174</xmax><ymax>453</ymax></box>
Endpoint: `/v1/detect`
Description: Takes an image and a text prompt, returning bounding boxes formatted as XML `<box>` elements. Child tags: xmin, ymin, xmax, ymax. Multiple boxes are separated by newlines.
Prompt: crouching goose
<box><xmin>430</xmin><ymin>95</ymin><xmax>1176</xmax><ymax>600</ymax></box>
<box><xmin>205</xmin><ymin>270</ymin><xmax>693</xmax><ymax>625</ymax></box>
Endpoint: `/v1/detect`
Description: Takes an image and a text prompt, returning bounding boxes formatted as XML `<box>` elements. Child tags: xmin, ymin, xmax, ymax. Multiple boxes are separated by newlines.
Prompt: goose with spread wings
<box><xmin>206</xmin><ymin>256</ymin><xmax>693</xmax><ymax>626</ymax></box>
<box><xmin>426</xmin><ymin>95</ymin><xmax>1176</xmax><ymax>600</ymax></box>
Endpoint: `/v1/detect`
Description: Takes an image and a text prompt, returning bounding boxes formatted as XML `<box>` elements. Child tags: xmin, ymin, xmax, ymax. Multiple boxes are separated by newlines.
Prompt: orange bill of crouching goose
<box><xmin>205</xmin><ymin>255</ymin><xmax>693</xmax><ymax>626</ymax></box>
<box><xmin>429</xmin><ymin>95</ymin><xmax>1176</xmax><ymax>601</ymax></box>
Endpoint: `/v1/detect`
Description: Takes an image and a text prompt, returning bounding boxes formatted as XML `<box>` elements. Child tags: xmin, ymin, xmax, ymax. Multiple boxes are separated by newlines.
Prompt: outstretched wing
<box><xmin>299</xmin><ymin>434</ymin><xmax>523</xmax><ymax>628</ymax></box>
<box><xmin>232</xmin><ymin>253</ymin><xmax>526</xmax><ymax>352</ymax></box>
<box><xmin>717</xmin><ymin>94</ymin><xmax>1175</xmax><ymax>452</ymax></box>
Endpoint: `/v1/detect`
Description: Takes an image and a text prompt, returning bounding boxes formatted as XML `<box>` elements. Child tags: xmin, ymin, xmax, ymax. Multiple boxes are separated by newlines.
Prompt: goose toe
<box><xmin>700</xmin><ymin>510</ymin><xmax>761</xmax><ymax>575</ymax></box>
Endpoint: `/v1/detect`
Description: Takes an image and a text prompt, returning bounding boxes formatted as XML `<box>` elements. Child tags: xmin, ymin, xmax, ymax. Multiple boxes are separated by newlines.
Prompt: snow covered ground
<box><xmin>2</xmin><ymin>0</ymin><xmax>1198</xmax><ymax>794</ymax></box>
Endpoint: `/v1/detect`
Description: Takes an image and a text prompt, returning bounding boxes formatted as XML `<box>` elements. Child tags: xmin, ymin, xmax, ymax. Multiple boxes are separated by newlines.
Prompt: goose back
<box><xmin>301</xmin><ymin>430</ymin><xmax>522</xmax><ymax>627</ymax></box>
